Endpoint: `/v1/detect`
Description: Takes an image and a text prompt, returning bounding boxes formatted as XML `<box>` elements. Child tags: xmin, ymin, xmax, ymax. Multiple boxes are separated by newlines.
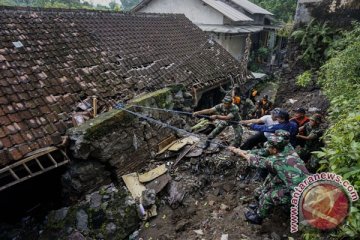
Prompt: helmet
<box><xmin>265</xmin><ymin>135</ymin><xmax>287</xmax><ymax>150</ymax></box>
<box><xmin>275</xmin><ymin>130</ymin><xmax>290</xmax><ymax>144</ymax></box>
<box><xmin>222</xmin><ymin>96</ymin><xmax>232</xmax><ymax>104</ymax></box>
<box><xmin>309</xmin><ymin>114</ymin><xmax>322</xmax><ymax>123</ymax></box>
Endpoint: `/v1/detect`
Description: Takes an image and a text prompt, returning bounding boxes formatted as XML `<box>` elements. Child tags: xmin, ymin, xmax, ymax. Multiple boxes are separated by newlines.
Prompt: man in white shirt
<box><xmin>240</xmin><ymin>108</ymin><xmax>280</xmax><ymax>150</ymax></box>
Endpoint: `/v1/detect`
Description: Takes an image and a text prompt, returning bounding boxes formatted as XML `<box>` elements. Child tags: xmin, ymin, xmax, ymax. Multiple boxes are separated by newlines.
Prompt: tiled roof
<box><xmin>0</xmin><ymin>7</ymin><xmax>242</xmax><ymax>166</ymax></box>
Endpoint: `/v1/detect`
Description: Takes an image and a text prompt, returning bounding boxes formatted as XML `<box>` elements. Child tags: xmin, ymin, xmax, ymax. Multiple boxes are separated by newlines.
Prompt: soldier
<box><xmin>296</xmin><ymin>113</ymin><xmax>324</xmax><ymax>162</ymax></box>
<box><xmin>228</xmin><ymin>136</ymin><xmax>309</xmax><ymax>224</ymax></box>
<box><xmin>259</xmin><ymin>95</ymin><xmax>273</xmax><ymax>116</ymax></box>
<box><xmin>193</xmin><ymin>96</ymin><xmax>243</xmax><ymax>148</ymax></box>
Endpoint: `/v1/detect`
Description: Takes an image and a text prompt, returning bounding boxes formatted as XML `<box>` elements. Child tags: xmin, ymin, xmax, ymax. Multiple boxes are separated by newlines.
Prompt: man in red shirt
<box><xmin>290</xmin><ymin>108</ymin><xmax>309</xmax><ymax>128</ymax></box>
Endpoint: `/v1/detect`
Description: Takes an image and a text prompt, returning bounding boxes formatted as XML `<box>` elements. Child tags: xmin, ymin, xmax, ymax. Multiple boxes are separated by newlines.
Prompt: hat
<box><xmin>309</xmin><ymin>114</ymin><xmax>322</xmax><ymax>123</ymax></box>
<box><xmin>294</xmin><ymin>107</ymin><xmax>306</xmax><ymax>114</ymax></box>
<box><xmin>265</xmin><ymin>136</ymin><xmax>287</xmax><ymax>149</ymax></box>
<box><xmin>222</xmin><ymin>96</ymin><xmax>232</xmax><ymax>104</ymax></box>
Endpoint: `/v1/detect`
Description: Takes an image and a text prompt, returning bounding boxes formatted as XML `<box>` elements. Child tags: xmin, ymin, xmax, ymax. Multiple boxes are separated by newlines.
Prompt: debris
<box><xmin>167</xmin><ymin>181</ymin><xmax>186</xmax><ymax>209</ymax></box>
<box><xmin>133</xmin><ymin>133</ymin><xmax>139</xmax><ymax>150</ymax></box>
<box><xmin>145</xmin><ymin>174</ymin><xmax>172</xmax><ymax>193</ymax></box>
<box><xmin>191</xmin><ymin>119</ymin><xmax>210</xmax><ymax>132</ymax></box>
<box><xmin>145</xmin><ymin>222</ymin><xmax>150</xmax><ymax>228</ymax></box>
<box><xmin>162</xmin><ymin>214</ymin><xmax>166</xmax><ymax>219</ymax></box>
<box><xmin>158</xmin><ymin>135</ymin><xmax>177</xmax><ymax>152</ymax></box>
<box><xmin>209</xmin><ymin>200</ymin><xmax>215</xmax><ymax>206</ymax></box>
<box><xmin>147</xmin><ymin>205</ymin><xmax>157</xmax><ymax>218</ymax></box>
<box><xmin>185</xmin><ymin>147</ymin><xmax>203</xmax><ymax>157</ymax></box>
<box><xmin>122</xmin><ymin>173</ymin><xmax>146</xmax><ymax>200</ymax></box>
<box><xmin>221</xmin><ymin>234</ymin><xmax>229</xmax><ymax>240</ymax></box>
<box><xmin>138</xmin><ymin>164</ymin><xmax>167</xmax><ymax>183</ymax></box>
<box><xmin>168</xmin><ymin>136</ymin><xmax>199</xmax><ymax>151</ymax></box>
<box><xmin>193</xmin><ymin>229</ymin><xmax>204</xmax><ymax>235</ymax></box>
<box><xmin>288</xmin><ymin>99</ymin><xmax>298</xmax><ymax>104</ymax></box>
<box><xmin>175</xmin><ymin>219</ymin><xmax>189</xmax><ymax>232</ymax></box>
<box><xmin>141</xmin><ymin>189</ymin><xmax>156</xmax><ymax>208</ymax></box>
<box><xmin>220</xmin><ymin>204</ymin><xmax>230</xmax><ymax>211</ymax></box>
<box><xmin>156</xmin><ymin>141</ymin><xmax>177</xmax><ymax>156</ymax></box>
<box><xmin>172</xmin><ymin>144</ymin><xmax>197</xmax><ymax>169</ymax></box>
<box><xmin>138</xmin><ymin>203</ymin><xmax>146</xmax><ymax>219</ymax></box>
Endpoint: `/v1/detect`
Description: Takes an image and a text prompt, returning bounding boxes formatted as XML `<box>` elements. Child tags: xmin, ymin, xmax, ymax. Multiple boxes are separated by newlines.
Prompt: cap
<box><xmin>265</xmin><ymin>135</ymin><xmax>287</xmax><ymax>149</ymax></box>
<box><xmin>309</xmin><ymin>113</ymin><xmax>322</xmax><ymax>123</ymax></box>
<box><xmin>222</xmin><ymin>96</ymin><xmax>232</xmax><ymax>104</ymax></box>
<box><xmin>294</xmin><ymin>107</ymin><xmax>306</xmax><ymax>114</ymax></box>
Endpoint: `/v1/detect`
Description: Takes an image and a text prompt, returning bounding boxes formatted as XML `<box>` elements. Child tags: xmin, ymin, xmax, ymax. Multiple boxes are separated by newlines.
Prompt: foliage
<box><xmin>277</xmin><ymin>20</ymin><xmax>294</xmax><ymax>38</ymax></box>
<box><xmin>291</xmin><ymin>20</ymin><xmax>334</xmax><ymax>68</ymax></box>
<box><xmin>309</xmin><ymin>22</ymin><xmax>360</xmax><ymax>238</ymax></box>
<box><xmin>250</xmin><ymin>0</ymin><xmax>297</xmax><ymax>23</ymax></box>
<box><xmin>295</xmin><ymin>70</ymin><xmax>312</xmax><ymax>87</ymax></box>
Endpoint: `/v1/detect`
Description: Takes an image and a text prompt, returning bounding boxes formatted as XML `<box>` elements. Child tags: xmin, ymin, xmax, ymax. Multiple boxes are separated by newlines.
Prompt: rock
<box><xmin>67</xmin><ymin>231</ymin><xmax>86</xmax><ymax>240</ymax></box>
<box><xmin>90</xmin><ymin>192</ymin><xmax>102</xmax><ymax>209</ymax></box>
<box><xmin>76</xmin><ymin>209</ymin><xmax>88</xmax><ymax>232</ymax></box>
<box><xmin>220</xmin><ymin>204</ymin><xmax>230</xmax><ymax>211</ymax></box>
<box><xmin>105</xmin><ymin>222</ymin><xmax>117</xmax><ymax>234</ymax></box>
<box><xmin>271</xmin><ymin>232</ymin><xmax>281</xmax><ymax>240</ymax></box>
<box><xmin>53</xmin><ymin>207</ymin><xmax>69</xmax><ymax>222</ymax></box>
<box><xmin>221</xmin><ymin>234</ymin><xmax>229</xmax><ymax>240</ymax></box>
<box><xmin>194</xmin><ymin>229</ymin><xmax>204</xmax><ymax>235</ymax></box>
<box><xmin>175</xmin><ymin>219</ymin><xmax>189</xmax><ymax>232</ymax></box>
<box><xmin>129</xmin><ymin>230</ymin><xmax>140</xmax><ymax>240</ymax></box>
<box><xmin>141</xmin><ymin>189</ymin><xmax>156</xmax><ymax>208</ymax></box>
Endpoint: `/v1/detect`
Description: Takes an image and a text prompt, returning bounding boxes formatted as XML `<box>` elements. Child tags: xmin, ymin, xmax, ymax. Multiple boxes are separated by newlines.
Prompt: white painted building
<box><xmin>133</xmin><ymin>0</ymin><xmax>278</xmax><ymax>61</ymax></box>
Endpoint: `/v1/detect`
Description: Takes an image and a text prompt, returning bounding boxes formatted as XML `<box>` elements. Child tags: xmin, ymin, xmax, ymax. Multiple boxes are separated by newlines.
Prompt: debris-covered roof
<box><xmin>202</xmin><ymin>0</ymin><xmax>254</xmax><ymax>22</ymax></box>
<box><xmin>0</xmin><ymin>7</ymin><xmax>243</xmax><ymax>167</ymax></box>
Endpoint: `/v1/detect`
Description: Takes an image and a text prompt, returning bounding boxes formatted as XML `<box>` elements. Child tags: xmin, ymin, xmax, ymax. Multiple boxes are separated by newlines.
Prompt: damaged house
<box><xmin>133</xmin><ymin>0</ymin><xmax>278</xmax><ymax>61</ymax></box>
<box><xmin>0</xmin><ymin>5</ymin><xmax>247</xmax><ymax>210</ymax></box>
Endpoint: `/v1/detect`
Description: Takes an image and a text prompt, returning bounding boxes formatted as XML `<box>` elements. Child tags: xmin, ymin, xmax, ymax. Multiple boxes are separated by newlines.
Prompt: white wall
<box><xmin>214</xmin><ymin>34</ymin><xmax>246</xmax><ymax>60</ymax></box>
<box><xmin>139</xmin><ymin>0</ymin><xmax>224</xmax><ymax>25</ymax></box>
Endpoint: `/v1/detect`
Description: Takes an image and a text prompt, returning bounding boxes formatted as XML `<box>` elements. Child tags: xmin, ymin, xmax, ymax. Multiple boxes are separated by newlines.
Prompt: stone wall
<box><xmin>67</xmin><ymin>86</ymin><xmax>193</xmax><ymax>184</ymax></box>
<box><xmin>295</xmin><ymin>0</ymin><xmax>360</xmax><ymax>28</ymax></box>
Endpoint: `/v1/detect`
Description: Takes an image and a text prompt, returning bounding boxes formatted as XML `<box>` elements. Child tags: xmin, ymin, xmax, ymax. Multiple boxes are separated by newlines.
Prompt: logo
<box><xmin>290</xmin><ymin>172</ymin><xmax>359</xmax><ymax>233</ymax></box>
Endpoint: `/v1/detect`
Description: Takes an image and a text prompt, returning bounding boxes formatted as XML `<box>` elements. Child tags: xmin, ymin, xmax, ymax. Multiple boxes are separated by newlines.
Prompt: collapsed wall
<box><xmin>64</xmin><ymin>86</ymin><xmax>193</xmax><ymax>200</ymax></box>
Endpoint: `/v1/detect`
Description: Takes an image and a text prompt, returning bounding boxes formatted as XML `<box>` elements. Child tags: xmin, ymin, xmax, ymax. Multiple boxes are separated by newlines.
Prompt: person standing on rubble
<box><xmin>193</xmin><ymin>96</ymin><xmax>242</xmax><ymax>148</ymax></box>
<box><xmin>228</xmin><ymin>136</ymin><xmax>309</xmax><ymax>224</ymax></box>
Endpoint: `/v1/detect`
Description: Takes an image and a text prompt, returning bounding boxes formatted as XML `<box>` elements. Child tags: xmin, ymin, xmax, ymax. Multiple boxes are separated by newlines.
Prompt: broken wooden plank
<box><xmin>156</xmin><ymin>141</ymin><xmax>177</xmax><ymax>156</ymax></box>
<box><xmin>145</xmin><ymin>173</ymin><xmax>172</xmax><ymax>194</ymax></box>
<box><xmin>122</xmin><ymin>173</ymin><xmax>146</xmax><ymax>200</ymax></box>
<box><xmin>158</xmin><ymin>135</ymin><xmax>177</xmax><ymax>152</ymax></box>
<box><xmin>138</xmin><ymin>164</ymin><xmax>167</xmax><ymax>183</ymax></box>
<box><xmin>168</xmin><ymin>136</ymin><xmax>200</xmax><ymax>151</ymax></box>
<box><xmin>172</xmin><ymin>143</ymin><xmax>197</xmax><ymax>169</ymax></box>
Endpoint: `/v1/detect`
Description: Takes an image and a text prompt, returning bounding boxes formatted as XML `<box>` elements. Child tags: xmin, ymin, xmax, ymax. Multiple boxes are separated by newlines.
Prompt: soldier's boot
<box><xmin>244</xmin><ymin>210</ymin><xmax>263</xmax><ymax>225</ymax></box>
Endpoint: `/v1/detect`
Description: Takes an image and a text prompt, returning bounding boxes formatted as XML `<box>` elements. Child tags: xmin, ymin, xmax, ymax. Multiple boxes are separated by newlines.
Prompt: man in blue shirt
<box><xmin>249</xmin><ymin>109</ymin><xmax>298</xmax><ymax>147</ymax></box>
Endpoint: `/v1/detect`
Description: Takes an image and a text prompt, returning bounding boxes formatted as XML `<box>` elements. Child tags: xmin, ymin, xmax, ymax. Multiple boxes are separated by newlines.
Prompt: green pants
<box><xmin>208</xmin><ymin>120</ymin><xmax>243</xmax><ymax>147</ymax></box>
<box><xmin>257</xmin><ymin>186</ymin><xmax>290</xmax><ymax>218</ymax></box>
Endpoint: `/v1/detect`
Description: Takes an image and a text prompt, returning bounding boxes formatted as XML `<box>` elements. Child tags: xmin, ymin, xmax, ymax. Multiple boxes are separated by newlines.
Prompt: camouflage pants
<box><xmin>257</xmin><ymin>185</ymin><xmax>290</xmax><ymax>218</ymax></box>
<box><xmin>208</xmin><ymin>121</ymin><xmax>243</xmax><ymax>147</ymax></box>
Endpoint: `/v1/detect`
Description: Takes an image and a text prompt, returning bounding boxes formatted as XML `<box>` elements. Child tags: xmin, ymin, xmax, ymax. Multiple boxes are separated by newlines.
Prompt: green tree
<box><xmin>250</xmin><ymin>0</ymin><xmax>297</xmax><ymax>22</ymax></box>
<box><xmin>120</xmin><ymin>0</ymin><xmax>140</xmax><ymax>11</ymax></box>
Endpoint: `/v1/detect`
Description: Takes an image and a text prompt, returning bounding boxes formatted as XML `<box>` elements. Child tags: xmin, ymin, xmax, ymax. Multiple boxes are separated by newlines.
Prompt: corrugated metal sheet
<box><xmin>202</xmin><ymin>0</ymin><xmax>254</xmax><ymax>22</ymax></box>
<box><xmin>198</xmin><ymin>24</ymin><xmax>263</xmax><ymax>33</ymax></box>
<box><xmin>231</xmin><ymin>0</ymin><xmax>273</xmax><ymax>15</ymax></box>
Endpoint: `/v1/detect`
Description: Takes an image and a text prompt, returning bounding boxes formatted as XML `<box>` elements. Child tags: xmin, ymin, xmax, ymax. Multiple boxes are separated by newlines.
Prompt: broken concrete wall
<box><xmin>67</xmin><ymin>86</ymin><xmax>193</xmax><ymax>184</ymax></box>
<box><xmin>295</xmin><ymin>0</ymin><xmax>360</xmax><ymax>28</ymax></box>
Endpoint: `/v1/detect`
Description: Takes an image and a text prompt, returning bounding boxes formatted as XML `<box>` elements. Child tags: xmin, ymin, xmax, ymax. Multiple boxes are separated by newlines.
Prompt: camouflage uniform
<box><xmin>241</xmin><ymin>98</ymin><xmax>256</xmax><ymax>120</ymax></box>
<box><xmin>208</xmin><ymin>103</ymin><xmax>243</xmax><ymax>147</ymax></box>
<box><xmin>297</xmin><ymin>122</ymin><xmax>323</xmax><ymax>161</ymax></box>
<box><xmin>247</xmin><ymin>136</ymin><xmax>309</xmax><ymax>218</ymax></box>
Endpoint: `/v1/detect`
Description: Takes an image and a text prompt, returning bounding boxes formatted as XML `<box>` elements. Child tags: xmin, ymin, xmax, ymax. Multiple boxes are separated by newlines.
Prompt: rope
<box><xmin>114</xmin><ymin>103</ymin><xmax>229</xmax><ymax>148</ymax></box>
<box><xmin>123</xmin><ymin>103</ymin><xmax>244</xmax><ymax>125</ymax></box>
